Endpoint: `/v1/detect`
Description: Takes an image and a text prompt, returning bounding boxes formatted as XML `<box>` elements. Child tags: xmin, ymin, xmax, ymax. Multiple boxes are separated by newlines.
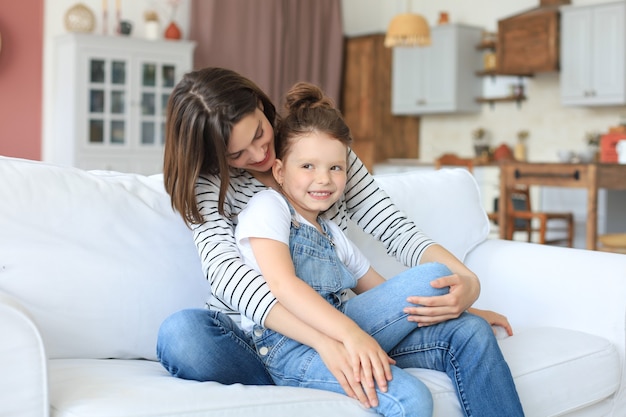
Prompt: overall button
<box><xmin>259</xmin><ymin>346</ymin><xmax>269</xmax><ymax>356</ymax></box>
<box><xmin>254</xmin><ymin>328</ymin><xmax>263</xmax><ymax>337</ymax></box>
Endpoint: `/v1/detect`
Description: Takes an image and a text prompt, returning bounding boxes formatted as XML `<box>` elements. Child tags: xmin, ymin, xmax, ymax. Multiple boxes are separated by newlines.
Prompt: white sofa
<box><xmin>1</xmin><ymin>155</ymin><xmax>624</xmax><ymax>417</ymax></box>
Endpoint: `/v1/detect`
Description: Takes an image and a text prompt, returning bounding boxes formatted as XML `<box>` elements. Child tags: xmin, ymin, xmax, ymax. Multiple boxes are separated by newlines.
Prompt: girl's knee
<box><xmin>378</xmin><ymin>369</ymin><xmax>433</xmax><ymax>417</ymax></box>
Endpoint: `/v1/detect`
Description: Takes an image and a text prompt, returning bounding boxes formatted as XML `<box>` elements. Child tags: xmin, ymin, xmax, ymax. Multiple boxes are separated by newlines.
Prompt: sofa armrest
<box><xmin>0</xmin><ymin>291</ymin><xmax>49</xmax><ymax>417</ymax></box>
<box><xmin>466</xmin><ymin>239</ymin><xmax>626</xmax><ymax>412</ymax></box>
<box><xmin>467</xmin><ymin>239</ymin><xmax>626</xmax><ymax>344</ymax></box>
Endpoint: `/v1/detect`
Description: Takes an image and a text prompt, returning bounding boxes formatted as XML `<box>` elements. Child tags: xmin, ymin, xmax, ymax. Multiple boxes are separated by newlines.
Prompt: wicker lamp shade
<box><xmin>384</xmin><ymin>13</ymin><xmax>431</xmax><ymax>48</ymax></box>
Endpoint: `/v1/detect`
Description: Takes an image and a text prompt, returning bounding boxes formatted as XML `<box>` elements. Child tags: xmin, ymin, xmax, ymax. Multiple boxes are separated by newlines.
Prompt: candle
<box><xmin>102</xmin><ymin>0</ymin><xmax>108</xmax><ymax>35</ymax></box>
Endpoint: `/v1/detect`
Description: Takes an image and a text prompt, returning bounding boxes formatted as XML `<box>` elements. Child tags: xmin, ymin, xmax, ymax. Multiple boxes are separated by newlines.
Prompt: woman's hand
<box><xmin>404</xmin><ymin>272</ymin><xmax>480</xmax><ymax>326</ymax></box>
<box><xmin>469</xmin><ymin>307</ymin><xmax>514</xmax><ymax>336</ymax></box>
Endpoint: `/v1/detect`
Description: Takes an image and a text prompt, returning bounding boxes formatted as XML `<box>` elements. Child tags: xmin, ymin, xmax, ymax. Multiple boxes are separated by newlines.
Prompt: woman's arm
<box><xmin>193</xmin><ymin>174</ymin><xmax>278</xmax><ymax>325</ymax></box>
<box><xmin>335</xmin><ymin>151</ymin><xmax>481</xmax><ymax>323</ymax></box>
<box><xmin>404</xmin><ymin>244</ymin><xmax>511</xmax><ymax>333</ymax></box>
<box><xmin>403</xmin><ymin>244</ymin><xmax>480</xmax><ymax>325</ymax></box>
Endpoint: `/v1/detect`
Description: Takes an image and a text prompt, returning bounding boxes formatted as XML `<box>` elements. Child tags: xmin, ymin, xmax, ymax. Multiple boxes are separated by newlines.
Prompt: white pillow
<box><xmin>347</xmin><ymin>169</ymin><xmax>489</xmax><ymax>278</ymax></box>
<box><xmin>0</xmin><ymin>156</ymin><xmax>209</xmax><ymax>360</ymax></box>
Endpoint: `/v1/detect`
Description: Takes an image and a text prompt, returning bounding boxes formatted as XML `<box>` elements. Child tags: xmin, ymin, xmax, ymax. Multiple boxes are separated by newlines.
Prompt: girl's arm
<box><xmin>352</xmin><ymin>267</ymin><xmax>386</xmax><ymax>295</ymax></box>
<box><xmin>249</xmin><ymin>236</ymin><xmax>393</xmax><ymax>401</ymax></box>
<box><xmin>193</xmin><ymin>177</ymin><xmax>386</xmax><ymax>407</ymax></box>
<box><xmin>263</xmin><ymin>302</ymin><xmax>386</xmax><ymax>407</ymax></box>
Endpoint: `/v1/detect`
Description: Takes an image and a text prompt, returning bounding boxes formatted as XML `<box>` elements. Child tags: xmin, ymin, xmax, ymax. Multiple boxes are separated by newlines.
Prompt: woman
<box><xmin>157</xmin><ymin>67</ymin><xmax>521</xmax><ymax>415</ymax></box>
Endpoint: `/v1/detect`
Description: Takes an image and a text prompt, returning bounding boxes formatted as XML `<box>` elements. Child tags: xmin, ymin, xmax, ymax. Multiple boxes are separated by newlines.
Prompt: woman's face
<box><xmin>226</xmin><ymin>107</ymin><xmax>275</xmax><ymax>173</ymax></box>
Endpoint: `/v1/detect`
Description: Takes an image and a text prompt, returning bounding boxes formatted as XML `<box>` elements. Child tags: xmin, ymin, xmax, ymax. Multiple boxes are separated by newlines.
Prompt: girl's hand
<box><xmin>341</xmin><ymin>328</ymin><xmax>395</xmax><ymax>408</ymax></box>
<box><xmin>314</xmin><ymin>336</ymin><xmax>374</xmax><ymax>408</ymax></box>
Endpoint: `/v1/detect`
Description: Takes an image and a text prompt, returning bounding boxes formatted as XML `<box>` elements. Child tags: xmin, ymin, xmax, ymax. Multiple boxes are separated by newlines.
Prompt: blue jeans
<box><xmin>252</xmin><ymin>263</ymin><xmax>450</xmax><ymax>417</ymax></box>
<box><xmin>157</xmin><ymin>265</ymin><xmax>524</xmax><ymax>416</ymax></box>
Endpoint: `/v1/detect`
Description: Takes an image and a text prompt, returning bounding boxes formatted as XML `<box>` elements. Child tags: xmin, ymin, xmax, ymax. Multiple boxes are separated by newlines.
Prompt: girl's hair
<box><xmin>163</xmin><ymin>67</ymin><xmax>276</xmax><ymax>225</ymax></box>
<box><xmin>275</xmin><ymin>82</ymin><xmax>352</xmax><ymax>160</ymax></box>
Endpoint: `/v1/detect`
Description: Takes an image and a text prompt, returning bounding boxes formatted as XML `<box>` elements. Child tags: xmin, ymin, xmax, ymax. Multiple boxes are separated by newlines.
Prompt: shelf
<box><xmin>476</xmin><ymin>95</ymin><xmax>526</xmax><ymax>109</ymax></box>
<box><xmin>476</xmin><ymin>70</ymin><xmax>534</xmax><ymax>78</ymax></box>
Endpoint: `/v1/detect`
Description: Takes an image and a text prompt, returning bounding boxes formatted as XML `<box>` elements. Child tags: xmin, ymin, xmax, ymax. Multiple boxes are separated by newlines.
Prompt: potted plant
<box><xmin>472</xmin><ymin>127</ymin><xmax>490</xmax><ymax>160</ymax></box>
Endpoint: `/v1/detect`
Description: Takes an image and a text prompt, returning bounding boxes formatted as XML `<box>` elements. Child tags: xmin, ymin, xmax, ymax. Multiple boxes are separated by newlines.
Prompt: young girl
<box><xmin>157</xmin><ymin>67</ymin><xmax>523</xmax><ymax>416</ymax></box>
<box><xmin>234</xmin><ymin>82</ymin><xmax>524</xmax><ymax>416</ymax></box>
<box><xmin>234</xmin><ymin>82</ymin><xmax>455</xmax><ymax>416</ymax></box>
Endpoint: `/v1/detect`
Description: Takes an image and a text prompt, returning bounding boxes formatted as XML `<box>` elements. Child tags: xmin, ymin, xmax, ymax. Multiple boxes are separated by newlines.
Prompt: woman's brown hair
<box><xmin>163</xmin><ymin>67</ymin><xmax>276</xmax><ymax>225</ymax></box>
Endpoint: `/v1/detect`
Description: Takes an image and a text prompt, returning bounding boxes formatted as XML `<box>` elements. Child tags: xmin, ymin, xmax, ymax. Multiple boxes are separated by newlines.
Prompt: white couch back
<box><xmin>347</xmin><ymin>169</ymin><xmax>490</xmax><ymax>278</ymax></box>
<box><xmin>0</xmin><ymin>157</ymin><xmax>488</xmax><ymax>360</ymax></box>
<box><xmin>0</xmin><ymin>157</ymin><xmax>209</xmax><ymax>360</ymax></box>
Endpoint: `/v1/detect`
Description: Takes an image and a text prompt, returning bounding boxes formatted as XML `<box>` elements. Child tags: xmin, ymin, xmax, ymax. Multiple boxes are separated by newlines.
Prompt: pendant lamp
<box><xmin>384</xmin><ymin>0</ymin><xmax>431</xmax><ymax>48</ymax></box>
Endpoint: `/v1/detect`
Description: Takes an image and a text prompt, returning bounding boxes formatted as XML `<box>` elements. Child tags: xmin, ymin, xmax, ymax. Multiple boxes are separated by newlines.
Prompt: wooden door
<box><xmin>340</xmin><ymin>34</ymin><xmax>420</xmax><ymax>171</ymax></box>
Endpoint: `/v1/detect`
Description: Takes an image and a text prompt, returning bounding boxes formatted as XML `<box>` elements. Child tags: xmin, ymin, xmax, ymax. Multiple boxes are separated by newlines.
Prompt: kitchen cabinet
<box><xmin>50</xmin><ymin>33</ymin><xmax>195</xmax><ymax>174</ymax></box>
<box><xmin>496</xmin><ymin>3</ymin><xmax>564</xmax><ymax>75</ymax></box>
<box><xmin>391</xmin><ymin>24</ymin><xmax>483</xmax><ymax>115</ymax></box>
<box><xmin>560</xmin><ymin>1</ymin><xmax>626</xmax><ymax>106</ymax></box>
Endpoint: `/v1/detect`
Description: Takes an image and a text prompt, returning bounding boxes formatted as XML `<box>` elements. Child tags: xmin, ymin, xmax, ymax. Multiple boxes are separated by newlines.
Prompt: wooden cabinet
<box><xmin>497</xmin><ymin>5</ymin><xmax>563</xmax><ymax>75</ymax></box>
<box><xmin>341</xmin><ymin>34</ymin><xmax>420</xmax><ymax>169</ymax></box>
<box><xmin>391</xmin><ymin>24</ymin><xmax>483</xmax><ymax>115</ymax></box>
<box><xmin>560</xmin><ymin>1</ymin><xmax>626</xmax><ymax>106</ymax></box>
<box><xmin>51</xmin><ymin>34</ymin><xmax>195</xmax><ymax>174</ymax></box>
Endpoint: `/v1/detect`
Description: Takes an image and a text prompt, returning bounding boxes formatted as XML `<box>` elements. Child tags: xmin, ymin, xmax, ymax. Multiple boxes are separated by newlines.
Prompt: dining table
<box><xmin>498</xmin><ymin>161</ymin><xmax>626</xmax><ymax>250</ymax></box>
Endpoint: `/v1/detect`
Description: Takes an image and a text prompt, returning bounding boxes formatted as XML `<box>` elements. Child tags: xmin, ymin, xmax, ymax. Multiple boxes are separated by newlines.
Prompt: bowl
<box><xmin>578</xmin><ymin>149</ymin><xmax>596</xmax><ymax>163</ymax></box>
<box><xmin>557</xmin><ymin>150</ymin><xmax>574</xmax><ymax>163</ymax></box>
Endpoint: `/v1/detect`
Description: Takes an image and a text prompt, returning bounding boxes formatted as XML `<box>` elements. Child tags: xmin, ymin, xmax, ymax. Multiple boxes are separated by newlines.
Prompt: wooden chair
<box><xmin>434</xmin><ymin>153</ymin><xmax>575</xmax><ymax>247</ymax></box>
<box><xmin>434</xmin><ymin>153</ymin><xmax>474</xmax><ymax>172</ymax></box>
<box><xmin>502</xmin><ymin>185</ymin><xmax>574</xmax><ymax>247</ymax></box>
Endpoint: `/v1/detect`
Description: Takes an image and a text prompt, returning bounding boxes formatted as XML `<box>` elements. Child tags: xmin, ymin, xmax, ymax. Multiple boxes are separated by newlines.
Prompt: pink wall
<box><xmin>0</xmin><ymin>1</ymin><xmax>44</xmax><ymax>160</ymax></box>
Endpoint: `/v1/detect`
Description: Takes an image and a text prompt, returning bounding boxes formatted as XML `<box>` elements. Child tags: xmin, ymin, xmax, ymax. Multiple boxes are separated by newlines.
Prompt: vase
<box><xmin>145</xmin><ymin>21</ymin><xmax>160</xmax><ymax>40</ymax></box>
<box><xmin>164</xmin><ymin>21</ymin><xmax>181</xmax><ymax>40</ymax></box>
<box><xmin>64</xmin><ymin>3</ymin><xmax>96</xmax><ymax>33</ymax></box>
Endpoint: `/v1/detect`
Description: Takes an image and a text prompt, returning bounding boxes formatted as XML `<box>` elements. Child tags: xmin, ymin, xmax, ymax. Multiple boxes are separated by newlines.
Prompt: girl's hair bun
<box><xmin>283</xmin><ymin>82</ymin><xmax>334</xmax><ymax>113</ymax></box>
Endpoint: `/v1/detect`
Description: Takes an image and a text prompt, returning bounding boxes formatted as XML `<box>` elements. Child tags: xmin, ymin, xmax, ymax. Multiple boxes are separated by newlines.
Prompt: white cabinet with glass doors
<box><xmin>51</xmin><ymin>33</ymin><xmax>195</xmax><ymax>174</ymax></box>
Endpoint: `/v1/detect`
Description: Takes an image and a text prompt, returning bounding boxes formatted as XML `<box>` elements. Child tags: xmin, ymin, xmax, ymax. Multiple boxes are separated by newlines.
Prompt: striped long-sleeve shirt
<box><xmin>192</xmin><ymin>149</ymin><xmax>435</xmax><ymax>326</ymax></box>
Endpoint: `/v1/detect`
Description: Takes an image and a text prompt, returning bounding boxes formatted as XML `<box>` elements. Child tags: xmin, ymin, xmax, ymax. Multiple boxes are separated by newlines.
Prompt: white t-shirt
<box><xmin>235</xmin><ymin>189</ymin><xmax>371</xmax><ymax>331</ymax></box>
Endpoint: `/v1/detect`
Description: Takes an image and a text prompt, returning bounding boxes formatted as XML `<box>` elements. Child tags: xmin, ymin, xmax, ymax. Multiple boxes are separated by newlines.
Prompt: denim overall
<box><xmin>250</xmin><ymin>202</ymin><xmax>435</xmax><ymax>417</ymax></box>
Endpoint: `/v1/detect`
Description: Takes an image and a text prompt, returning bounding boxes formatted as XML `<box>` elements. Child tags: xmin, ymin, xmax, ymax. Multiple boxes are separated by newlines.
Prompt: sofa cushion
<box><xmin>0</xmin><ymin>157</ymin><xmax>209</xmax><ymax>360</ymax></box>
<box><xmin>347</xmin><ymin>169</ymin><xmax>489</xmax><ymax>277</ymax></box>
<box><xmin>46</xmin><ymin>326</ymin><xmax>618</xmax><ymax>417</ymax></box>
<box><xmin>502</xmin><ymin>327</ymin><xmax>620</xmax><ymax>416</ymax></box>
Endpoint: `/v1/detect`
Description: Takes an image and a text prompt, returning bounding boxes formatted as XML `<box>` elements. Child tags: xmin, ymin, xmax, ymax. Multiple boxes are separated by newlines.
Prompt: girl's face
<box><xmin>227</xmin><ymin>107</ymin><xmax>276</xmax><ymax>173</ymax></box>
<box><xmin>273</xmin><ymin>132</ymin><xmax>347</xmax><ymax>223</ymax></box>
